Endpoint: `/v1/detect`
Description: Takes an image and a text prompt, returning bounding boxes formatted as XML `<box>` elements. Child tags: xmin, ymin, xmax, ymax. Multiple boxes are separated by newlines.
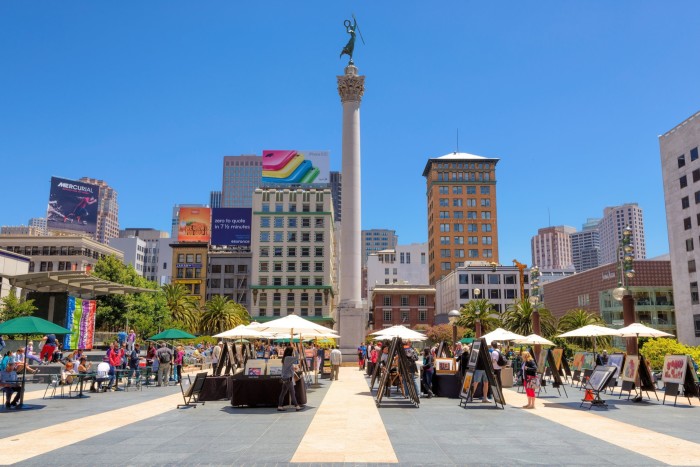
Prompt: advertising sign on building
<box><xmin>261</xmin><ymin>150</ymin><xmax>330</xmax><ymax>186</ymax></box>
<box><xmin>211</xmin><ymin>208</ymin><xmax>252</xmax><ymax>246</ymax></box>
<box><xmin>46</xmin><ymin>177</ymin><xmax>100</xmax><ymax>235</ymax></box>
<box><xmin>177</xmin><ymin>207</ymin><xmax>211</xmax><ymax>243</ymax></box>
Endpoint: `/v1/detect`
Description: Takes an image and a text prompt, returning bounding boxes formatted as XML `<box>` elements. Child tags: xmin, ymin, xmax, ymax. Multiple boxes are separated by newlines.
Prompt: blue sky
<box><xmin>1</xmin><ymin>2</ymin><xmax>699</xmax><ymax>264</ymax></box>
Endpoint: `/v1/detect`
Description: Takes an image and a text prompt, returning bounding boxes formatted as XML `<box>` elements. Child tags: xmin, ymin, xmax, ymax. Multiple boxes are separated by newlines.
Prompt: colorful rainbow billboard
<box><xmin>261</xmin><ymin>150</ymin><xmax>329</xmax><ymax>186</ymax></box>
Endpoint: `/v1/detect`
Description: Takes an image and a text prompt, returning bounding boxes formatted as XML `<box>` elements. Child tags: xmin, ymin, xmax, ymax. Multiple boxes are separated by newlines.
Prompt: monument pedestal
<box><xmin>337</xmin><ymin>302</ymin><xmax>366</xmax><ymax>362</ymax></box>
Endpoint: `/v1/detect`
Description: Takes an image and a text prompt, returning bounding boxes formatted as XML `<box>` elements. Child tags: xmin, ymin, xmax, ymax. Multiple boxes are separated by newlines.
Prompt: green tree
<box><xmin>502</xmin><ymin>299</ymin><xmax>557</xmax><ymax>338</ymax></box>
<box><xmin>640</xmin><ymin>337</ymin><xmax>700</xmax><ymax>370</ymax></box>
<box><xmin>423</xmin><ymin>323</ymin><xmax>469</xmax><ymax>346</ymax></box>
<box><xmin>162</xmin><ymin>283</ymin><xmax>198</xmax><ymax>332</ymax></box>
<box><xmin>200</xmin><ymin>295</ymin><xmax>250</xmax><ymax>335</ymax></box>
<box><xmin>557</xmin><ymin>308</ymin><xmax>610</xmax><ymax>350</ymax></box>
<box><xmin>0</xmin><ymin>287</ymin><xmax>37</xmax><ymax>321</ymax></box>
<box><xmin>456</xmin><ymin>299</ymin><xmax>501</xmax><ymax>334</ymax></box>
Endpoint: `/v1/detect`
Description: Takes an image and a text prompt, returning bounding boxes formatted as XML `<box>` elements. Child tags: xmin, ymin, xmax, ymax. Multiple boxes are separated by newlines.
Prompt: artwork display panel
<box><xmin>267</xmin><ymin>359</ymin><xmax>283</xmax><ymax>376</ymax></box>
<box><xmin>572</xmin><ymin>352</ymin><xmax>586</xmax><ymax>372</ymax></box>
<box><xmin>552</xmin><ymin>348</ymin><xmax>564</xmax><ymax>371</ymax></box>
<box><xmin>582</xmin><ymin>353</ymin><xmax>596</xmax><ymax>370</ymax></box>
<box><xmin>588</xmin><ymin>366</ymin><xmax>616</xmax><ymax>392</ymax></box>
<box><xmin>460</xmin><ymin>371</ymin><xmax>474</xmax><ymax>399</ymax></box>
<box><xmin>467</xmin><ymin>341</ymin><xmax>481</xmax><ymax>369</ymax></box>
<box><xmin>245</xmin><ymin>361</ymin><xmax>265</xmax><ymax>377</ymax></box>
<box><xmin>662</xmin><ymin>355</ymin><xmax>688</xmax><ymax>384</ymax></box>
<box><xmin>606</xmin><ymin>354</ymin><xmax>625</xmax><ymax>378</ymax></box>
<box><xmin>536</xmin><ymin>349</ymin><xmax>547</xmax><ymax>374</ymax></box>
<box><xmin>621</xmin><ymin>355</ymin><xmax>639</xmax><ymax>383</ymax></box>
<box><xmin>436</xmin><ymin>358</ymin><xmax>456</xmax><ymax>375</ymax></box>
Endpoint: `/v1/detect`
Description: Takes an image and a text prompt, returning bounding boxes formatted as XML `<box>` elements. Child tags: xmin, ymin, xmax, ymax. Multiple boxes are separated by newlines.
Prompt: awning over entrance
<box><xmin>6</xmin><ymin>271</ymin><xmax>155</xmax><ymax>297</ymax></box>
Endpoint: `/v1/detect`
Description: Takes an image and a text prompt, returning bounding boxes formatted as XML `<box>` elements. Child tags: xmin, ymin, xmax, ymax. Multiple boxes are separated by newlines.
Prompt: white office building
<box><xmin>366</xmin><ymin>242</ymin><xmax>429</xmax><ymax>299</ymax></box>
<box><xmin>598</xmin><ymin>203</ymin><xmax>646</xmax><ymax>266</ymax></box>
<box><xmin>660</xmin><ymin>110</ymin><xmax>700</xmax><ymax>345</ymax></box>
<box><xmin>111</xmin><ymin>228</ymin><xmax>172</xmax><ymax>284</ymax></box>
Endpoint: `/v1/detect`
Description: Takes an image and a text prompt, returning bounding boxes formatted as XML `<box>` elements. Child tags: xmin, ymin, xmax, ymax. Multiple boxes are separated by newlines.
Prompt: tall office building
<box><xmin>221</xmin><ymin>155</ymin><xmax>262</xmax><ymax>208</ymax></box>
<box><xmin>423</xmin><ymin>152</ymin><xmax>500</xmax><ymax>284</ymax></box>
<box><xmin>362</xmin><ymin>229</ymin><xmax>398</xmax><ymax>266</ymax></box>
<box><xmin>660</xmin><ymin>110</ymin><xmax>700</xmax><ymax>345</ymax></box>
<box><xmin>531</xmin><ymin>226</ymin><xmax>575</xmax><ymax>269</ymax></box>
<box><xmin>28</xmin><ymin>217</ymin><xmax>47</xmax><ymax>234</ymax></box>
<box><xmin>330</xmin><ymin>171</ymin><xmax>342</xmax><ymax>223</ymax></box>
<box><xmin>209</xmin><ymin>191</ymin><xmax>222</xmax><ymax>208</ymax></box>
<box><xmin>598</xmin><ymin>203</ymin><xmax>646</xmax><ymax>266</ymax></box>
<box><xmin>114</xmin><ymin>228</ymin><xmax>172</xmax><ymax>284</ymax></box>
<box><xmin>571</xmin><ymin>218</ymin><xmax>601</xmax><ymax>273</ymax></box>
<box><xmin>79</xmin><ymin>177</ymin><xmax>119</xmax><ymax>244</ymax></box>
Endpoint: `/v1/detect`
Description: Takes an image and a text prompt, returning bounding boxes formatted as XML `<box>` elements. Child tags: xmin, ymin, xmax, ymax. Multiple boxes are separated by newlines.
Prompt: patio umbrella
<box><xmin>256</xmin><ymin>314</ymin><xmax>334</xmax><ymax>338</ymax></box>
<box><xmin>481</xmin><ymin>327</ymin><xmax>526</xmax><ymax>344</ymax></box>
<box><xmin>370</xmin><ymin>325</ymin><xmax>427</xmax><ymax>341</ymax></box>
<box><xmin>213</xmin><ymin>324</ymin><xmax>267</xmax><ymax>339</ymax></box>
<box><xmin>514</xmin><ymin>334</ymin><xmax>555</xmax><ymax>346</ymax></box>
<box><xmin>0</xmin><ymin>316</ymin><xmax>70</xmax><ymax>408</ymax></box>
<box><xmin>616</xmin><ymin>323</ymin><xmax>674</xmax><ymax>355</ymax></box>
<box><xmin>557</xmin><ymin>324</ymin><xmax>621</xmax><ymax>354</ymax></box>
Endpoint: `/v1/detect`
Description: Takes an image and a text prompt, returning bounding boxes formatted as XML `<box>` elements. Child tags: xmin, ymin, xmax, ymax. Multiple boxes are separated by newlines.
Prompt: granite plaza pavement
<box><xmin>1</xmin><ymin>366</ymin><xmax>699</xmax><ymax>466</ymax></box>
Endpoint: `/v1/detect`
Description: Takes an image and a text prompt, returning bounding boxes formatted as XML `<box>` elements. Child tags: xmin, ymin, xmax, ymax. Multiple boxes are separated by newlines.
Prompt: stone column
<box><xmin>336</xmin><ymin>64</ymin><xmax>365</xmax><ymax>360</ymax></box>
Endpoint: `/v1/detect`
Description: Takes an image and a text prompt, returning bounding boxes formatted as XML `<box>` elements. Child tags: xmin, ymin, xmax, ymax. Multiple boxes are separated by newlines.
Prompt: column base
<box><xmin>337</xmin><ymin>303</ymin><xmax>366</xmax><ymax>363</ymax></box>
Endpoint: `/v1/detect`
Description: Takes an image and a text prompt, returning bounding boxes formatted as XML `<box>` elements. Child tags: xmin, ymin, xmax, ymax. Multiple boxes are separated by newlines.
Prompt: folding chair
<box><xmin>43</xmin><ymin>374</ymin><xmax>66</xmax><ymax>399</ymax></box>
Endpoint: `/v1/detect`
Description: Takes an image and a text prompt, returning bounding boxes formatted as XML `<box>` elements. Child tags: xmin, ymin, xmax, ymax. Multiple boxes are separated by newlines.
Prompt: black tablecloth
<box><xmin>432</xmin><ymin>373</ymin><xmax>462</xmax><ymax>398</ymax></box>
<box><xmin>199</xmin><ymin>376</ymin><xmax>233</xmax><ymax>401</ymax></box>
<box><xmin>230</xmin><ymin>375</ymin><xmax>307</xmax><ymax>407</ymax></box>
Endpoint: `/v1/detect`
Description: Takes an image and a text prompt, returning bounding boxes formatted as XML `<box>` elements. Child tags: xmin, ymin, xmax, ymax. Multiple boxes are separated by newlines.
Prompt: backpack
<box><xmin>158</xmin><ymin>350</ymin><xmax>172</xmax><ymax>364</ymax></box>
<box><xmin>496</xmin><ymin>350</ymin><xmax>507</xmax><ymax>367</ymax></box>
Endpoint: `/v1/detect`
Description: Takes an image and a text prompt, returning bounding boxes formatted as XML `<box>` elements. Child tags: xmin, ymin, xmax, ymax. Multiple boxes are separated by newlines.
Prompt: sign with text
<box><xmin>177</xmin><ymin>207</ymin><xmax>211</xmax><ymax>243</ymax></box>
<box><xmin>46</xmin><ymin>176</ymin><xmax>100</xmax><ymax>236</ymax></box>
<box><xmin>211</xmin><ymin>208</ymin><xmax>252</xmax><ymax>246</ymax></box>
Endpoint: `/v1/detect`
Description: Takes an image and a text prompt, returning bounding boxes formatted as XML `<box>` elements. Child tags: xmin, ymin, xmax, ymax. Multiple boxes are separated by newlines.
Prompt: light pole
<box><xmin>528</xmin><ymin>265</ymin><xmax>542</xmax><ymax>359</ymax></box>
<box><xmin>448</xmin><ymin>309</ymin><xmax>460</xmax><ymax>351</ymax></box>
<box><xmin>473</xmin><ymin>288</ymin><xmax>482</xmax><ymax>338</ymax></box>
<box><xmin>613</xmin><ymin>226</ymin><xmax>637</xmax><ymax>356</ymax></box>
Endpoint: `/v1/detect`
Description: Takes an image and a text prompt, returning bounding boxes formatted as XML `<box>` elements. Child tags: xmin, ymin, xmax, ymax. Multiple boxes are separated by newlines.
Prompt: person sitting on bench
<box><xmin>1</xmin><ymin>362</ymin><xmax>23</xmax><ymax>408</ymax></box>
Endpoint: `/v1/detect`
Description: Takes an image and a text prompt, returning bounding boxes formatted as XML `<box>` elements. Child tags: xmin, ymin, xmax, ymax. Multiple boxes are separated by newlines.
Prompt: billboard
<box><xmin>46</xmin><ymin>177</ymin><xmax>100</xmax><ymax>235</ymax></box>
<box><xmin>261</xmin><ymin>150</ymin><xmax>329</xmax><ymax>186</ymax></box>
<box><xmin>211</xmin><ymin>208</ymin><xmax>252</xmax><ymax>246</ymax></box>
<box><xmin>63</xmin><ymin>296</ymin><xmax>97</xmax><ymax>350</ymax></box>
<box><xmin>177</xmin><ymin>207</ymin><xmax>211</xmax><ymax>242</ymax></box>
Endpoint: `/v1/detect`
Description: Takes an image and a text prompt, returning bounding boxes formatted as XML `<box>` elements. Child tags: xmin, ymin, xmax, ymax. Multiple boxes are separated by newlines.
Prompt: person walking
<box><xmin>40</xmin><ymin>334</ymin><xmax>57</xmax><ymax>363</ymax></box>
<box><xmin>173</xmin><ymin>345</ymin><xmax>184</xmax><ymax>383</ymax></box>
<box><xmin>490</xmin><ymin>341</ymin><xmax>504</xmax><ymax>389</ymax></box>
<box><xmin>212</xmin><ymin>341</ymin><xmax>223</xmax><ymax>369</ymax></box>
<box><xmin>330</xmin><ymin>346</ymin><xmax>342</xmax><ymax>381</ymax></box>
<box><xmin>155</xmin><ymin>343</ymin><xmax>173</xmax><ymax>387</ymax></box>
<box><xmin>278</xmin><ymin>346</ymin><xmax>302</xmax><ymax>411</ymax></box>
<box><xmin>522</xmin><ymin>351</ymin><xmax>538</xmax><ymax>409</ymax></box>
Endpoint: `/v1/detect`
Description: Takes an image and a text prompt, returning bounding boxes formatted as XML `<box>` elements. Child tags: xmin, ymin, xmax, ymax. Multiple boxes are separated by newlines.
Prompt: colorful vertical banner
<box><xmin>63</xmin><ymin>296</ymin><xmax>97</xmax><ymax>350</ymax></box>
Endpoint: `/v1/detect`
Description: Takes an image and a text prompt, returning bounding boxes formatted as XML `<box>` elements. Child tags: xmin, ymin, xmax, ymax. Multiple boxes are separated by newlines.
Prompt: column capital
<box><xmin>337</xmin><ymin>65</ymin><xmax>365</xmax><ymax>104</ymax></box>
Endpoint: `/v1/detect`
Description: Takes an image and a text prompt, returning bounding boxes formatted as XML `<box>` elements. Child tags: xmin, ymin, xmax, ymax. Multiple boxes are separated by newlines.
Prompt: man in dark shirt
<box><xmin>1</xmin><ymin>362</ymin><xmax>23</xmax><ymax>408</ymax></box>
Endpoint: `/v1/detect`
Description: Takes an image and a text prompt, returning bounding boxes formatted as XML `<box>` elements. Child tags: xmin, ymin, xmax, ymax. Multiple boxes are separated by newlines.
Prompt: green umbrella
<box><xmin>459</xmin><ymin>337</ymin><xmax>475</xmax><ymax>344</ymax></box>
<box><xmin>0</xmin><ymin>316</ymin><xmax>70</xmax><ymax>409</ymax></box>
<box><xmin>149</xmin><ymin>328</ymin><xmax>196</xmax><ymax>340</ymax></box>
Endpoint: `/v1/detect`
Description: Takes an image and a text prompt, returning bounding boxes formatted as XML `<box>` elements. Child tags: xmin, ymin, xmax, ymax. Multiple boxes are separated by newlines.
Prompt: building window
<box><xmin>453</xmin><ymin>199</ymin><xmax>463</xmax><ymax>207</ymax></box>
<box><xmin>467</xmin><ymin>211</ymin><xmax>477</xmax><ymax>219</ymax></box>
<box><xmin>288</xmin><ymin>247</ymin><xmax>297</xmax><ymax>257</ymax></box>
<box><xmin>384</xmin><ymin>309</ymin><xmax>392</xmax><ymax>321</ymax></box>
<box><xmin>455</xmin><ymin>249</ymin><xmax>465</xmax><ymax>258</ymax></box>
<box><xmin>288</xmin><ymin>217</ymin><xmax>297</xmax><ymax>228</ymax></box>
<box><xmin>472</xmin><ymin>274</ymin><xmax>484</xmax><ymax>284</ymax></box>
<box><xmin>260</xmin><ymin>232</ymin><xmax>270</xmax><ymax>242</ymax></box>
<box><xmin>687</xmin><ymin>238</ymin><xmax>694</xmax><ymax>251</ymax></box>
<box><xmin>259</xmin><ymin>262</ymin><xmax>269</xmax><ymax>272</ymax></box>
<box><xmin>489</xmin><ymin>289</ymin><xmax>501</xmax><ymax>299</ymax></box>
<box><xmin>314</xmin><ymin>232</ymin><xmax>324</xmax><ymax>242</ymax></box>
<box><xmin>680</xmin><ymin>175</ymin><xmax>688</xmax><ymax>189</ymax></box>
<box><xmin>439</xmin><ymin>186</ymin><xmax>448</xmax><ymax>194</ymax></box>
<box><xmin>401</xmin><ymin>310</ymin><xmax>409</xmax><ymax>322</ymax></box>
<box><xmin>440</xmin><ymin>249</ymin><xmax>451</xmax><ymax>258</ymax></box>
<box><xmin>685</xmin><ymin>217</ymin><xmax>692</xmax><ymax>230</ymax></box>
<box><xmin>695</xmin><ymin>191</ymin><xmax>700</xmax><ymax>204</ymax></box>
<box><xmin>481</xmin><ymin>211</ymin><xmax>491</xmax><ymax>219</ymax></box>
<box><xmin>692</xmin><ymin>282</ymin><xmax>699</xmax><ymax>305</ymax></box>
<box><xmin>480</xmin><ymin>186</ymin><xmax>490</xmax><ymax>194</ymax></box>
<box><xmin>274</xmin><ymin>217</ymin><xmax>284</xmax><ymax>228</ymax></box>
<box><xmin>480</xmin><ymin>199</ymin><xmax>491</xmax><ymax>207</ymax></box>
<box><xmin>452</xmin><ymin>186</ymin><xmax>462</xmax><ymax>194</ymax></box>
<box><xmin>454</xmin><ymin>224</ymin><xmax>464</xmax><ymax>232</ymax></box>
<box><xmin>418</xmin><ymin>295</ymin><xmax>426</xmax><ymax>306</ymax></box>
<box><xmin>260</xmin><ymin>217</ymin><xmax>270</xmax><ymax>228</ymax></box>
<box><xmin>383</xmin><ymin>295</ymin><xmax>391</xmax><ymax>306</ymax></box>
<box><xmin>440</xmin><ymin>236</ymin><xmax>450</xmax><ymax>245</ymax></box>
<box><xmin>689</xmin><ymin>260</ymin><xmax>696</xmax><ymax>273</ymax></box>
<box><xmin>488</xmin><ymin>274</ymin><xmax>500</xmax><ymax>284</ymax></box>
<box><xmin>692</xmin><ymin>147</ymin><xmax>699</xmax><ymax>161</ymax></box>
<box><xmin>459</xmin><ymin>274</ymin><xmax>468</xmax><ymax>284</ymax></box>
<box><xmin>400</xmin><ymin>295</ymin><xmax>409</xmax><ymax>306</ymax></box>
<box><xmin>439</xmin><ymin>211</ymin><xmax>450</xmax><ymax>218</ymax></box>
<box><xmin>419</xmin><ymin>309</ymin><xmax>427</xmax><ymax>321</ymax></box>
<box><xmin>441</xmin><ymin>262</ymin><xmax>451</xmax><ymax>271</ymax></box>
<box><xmin>678</xmin><ymin>154</ymin><xmax>686</xmax><ymax>168</ymax></box>
<box><xmin>468</xmin><ymin>249</ymin><xmax>479</xmax><ymax>258</ymax></box>
<box><xmin>468</xmin><ymin>236</ymin><xmax>478</xmax><ymax>245</ymax></box>
<box><xmin>683</xmin><ymin>196</ymin><xmax>690</xmax><ymax>209</ymax></box>
<box><xmin>314</xmin><ymin>262</ymin><xmax>323</xmax><ymax>272</ymax></box>
<box><xmin>439</xmin><ymin>198</ymin><xmax>449</xmax><ymax>207</ymax></box>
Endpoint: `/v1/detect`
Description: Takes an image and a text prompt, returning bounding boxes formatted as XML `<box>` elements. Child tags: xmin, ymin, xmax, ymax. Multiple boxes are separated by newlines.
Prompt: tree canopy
<box><xmin>0</xmin><ymin>287</ymin><xmax>37</xmax><ymax>321</ymax></box>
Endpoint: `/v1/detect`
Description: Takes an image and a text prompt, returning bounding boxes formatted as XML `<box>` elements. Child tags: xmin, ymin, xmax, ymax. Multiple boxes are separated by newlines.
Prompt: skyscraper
<box><xmin>361</xmin><ymin>229</ymin><xmax>398</xmax><ymax>266</ymax></box>
<box><xmin>570</xmin><ymin>218</ymin><xmax>601</xmax><ymax>273</ymax></box>
<box><xmin>423</xmin><ymin>152</ymin><xmax>500</xmax><ymax>284</ymax></box>
<box><xmin>598</xmin><ymin>203</ymin><xmax>646</xmax><ymax>266</ymax></box>
<box><xmin>79</xmin><ymin>177</ymin><xmax>119</xmax><ymax>244</ymax></box>
<box><xmin>531</xmin><ymin>226</ymin><xmax>575</xmax><ymax>269</ymax></box>
<box><xmin>221</xmin><ymin>155</ymin><xmax>262</xmax><ymax>208</ymax></box>
<box><xmin>330</xmin><ymin>171</ymin><xmax>342</xmax><ymax>223</ymax></box>
<box><xmin>660</xmin><ymin>110</ymin><xmax>700</xmax><ymax>345</ymax></box>
<box><xmin>209</xmin><ymin>190</ymin><xmax>222</xmax><ymax>208</ymax></box>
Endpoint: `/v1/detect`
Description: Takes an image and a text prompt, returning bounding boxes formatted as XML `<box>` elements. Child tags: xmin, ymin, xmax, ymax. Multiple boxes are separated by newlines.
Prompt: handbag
<box><xmin>292</xmin><ymin>372</ymin><xmax>301</xmax><ymax>383</ymax></box>
<box><xmin>526</xmin><ymin>374</ymin><xmax>541</xmax><ymax>391</ymax></box>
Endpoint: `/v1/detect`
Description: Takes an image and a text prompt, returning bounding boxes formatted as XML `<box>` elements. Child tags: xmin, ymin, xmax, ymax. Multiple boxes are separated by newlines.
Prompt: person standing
<box><xmin>403</xmin><ymin>340</ymin><xmax>421</xmax><ymax>399</ymax></box>
<box><xmin>128</xmin><ymin>343</ymin><xmax>141</xmax><ymax>384</ymax></box>
<box><xmin>127</xmin><ymin>329</ymin><xmax>136</xmax><ymax>353</ymax></box>
<box><xmin>368</xmin><ymin>345</ymin><xmax>378</xmax><ymax>376</ymax></box>
<box><xmin>40</xmin><ymin>334</ymin><xmax>57</xmax><ymax>363</ymax></box>
<box><xmin>522</xmin><ymin>351</ymin><xmax>538</xmax><ymax>409</ymax></box>
<box><xmin>490</xmin><ymin>341</ymin><xmax>503</xmax><ymax>389</ymax></box>
<box><xmin>357</xmin><ymin>343</ymin><xmax>366</xmax><ymax>370</ymax></box>
<box><xmin>422</xmin><ymin>347</ymin><xmax>435</xmax><ymax>398</ymax></box>
<box><xmin>277</xmin><ymin>346</ymin><xmax>302</xmax><ymax>411</ymax></box>
<box><xmin>173</xmin><ymin>345</ymin><xmax>184</xmax><ymax>383</ymax></box>
<box><xmin>330</xmin><ymin>346</ymin><xmax>342</xmax><ymax>381</ymax></box>
<box><xmin>117</xmin><ymin>330</ymin><xmax>127</xmax><ymax>349</ymax></box>
<box><xmin>108</xmin><ymin>342</ymin><xmax>123</xmax><ymax>390</ymax></box>
<box><xmin>212</xmin><ymin>341</ymin><xmax>223</xmax><ymax>369</ymax></box>
<box><xmin>155</xmin><ymin>343</ymin><xmax>173</xmax><ymax>387</ymax></box>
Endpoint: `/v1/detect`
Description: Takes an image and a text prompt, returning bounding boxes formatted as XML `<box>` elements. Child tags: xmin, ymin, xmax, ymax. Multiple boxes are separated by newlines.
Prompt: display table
<box><xmin>199</xmin><ymin>376</ymin><xmax>233</xmax><ymax>401</ymax></box>
<box><xmin>230</xmin><ymin>375</ymin><xmax>307</xmax><ymax>407</ymax></box>
<box><xmin>432</xmin><ymin>373</ymin><xmax>461</xmax><ymax>398</ymax></box>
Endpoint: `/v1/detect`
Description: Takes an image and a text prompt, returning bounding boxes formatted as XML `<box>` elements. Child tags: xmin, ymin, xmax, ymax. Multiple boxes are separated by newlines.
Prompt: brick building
<box><xmin>370</xmin><ymin>284</ymin><xmax>435</xmax><ymax>330</ymax></box>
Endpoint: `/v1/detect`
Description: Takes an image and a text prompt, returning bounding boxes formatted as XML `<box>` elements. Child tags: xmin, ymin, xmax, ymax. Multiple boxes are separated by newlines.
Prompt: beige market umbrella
<box><xmin>514</xmin><ymin>333</ymin><xmax>555</xmax><ymax>346</ymax></box>
<box><xmin>256</xmin><ymin>314</ymin><xmax>334</xmax><ymax>338</ymax></box>
<box><xmin>370</xmin><ymin>325</ymin><xmax>427</xmax><ymax>341</ymax></box>
<box><xmin>616</xmin><ymin>323</ymin><xmax>674</xmax><ymax>355</ymax></box>
<box><xmin>213</xmin><ymin>324</ymin><xmax>268</xmax><ymax>339</ymax></box>
<box><xmin>557</xmin><ymin>324</ymin><xmax>621</xmax><ymax>354</ymax></box>
<box><xmin>481</xmin><ymin>327</ymin><xmax>526</xmax><ymax>344</ymax></box>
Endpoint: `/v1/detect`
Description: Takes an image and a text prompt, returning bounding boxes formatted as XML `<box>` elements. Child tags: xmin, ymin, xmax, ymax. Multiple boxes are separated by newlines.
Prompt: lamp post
<box><xmin>613</xmin><ymin>226</ymin><xmax>637</xmax><ymax>356</ymax></box>
<box><xmin>473</xmin><ymin>288</ymin><xmax>482</xmax><ymax>338</ymax></box>
<box><xmin>528</xmin><ymin>265</ymin><xmax>542</xmax><ymax>359</ymax></box>
<box><xmin>448</xmin><ymin>309</ymin><xmax>460</xmax><ymax>350</ymax></box>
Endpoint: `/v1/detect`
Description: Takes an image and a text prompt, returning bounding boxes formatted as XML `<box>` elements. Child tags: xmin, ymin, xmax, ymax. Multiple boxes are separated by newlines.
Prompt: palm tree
<box><xmin>502</xmin><ymin>299</ymin><xmax>557</xmax><ymax>338</ymax></box>
<box><xmin>456</xmin><ymin>299</ymin><xmax>501</xmax><ymax>334</ymax></box>
<box><xmin>200</xmin><ymin>295</ymin><xmax>250</xmax><ymax>335</ymax></box>
<box><xmin>162</xmin><ymin>283</ymin><xmax>197</xmax><ymax>331</ymax></box>
<box><xmin>557</xmin><ymin>308</ymin><xmax>610</xmax><ymax>350</ymax></box>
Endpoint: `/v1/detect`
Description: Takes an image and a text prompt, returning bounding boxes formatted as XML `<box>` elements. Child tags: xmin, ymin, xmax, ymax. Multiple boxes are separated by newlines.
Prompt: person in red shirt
<box><xmin>107</xmin><ymin>342</ymin><xmax>124</xmax><ymax>390</ymax></box>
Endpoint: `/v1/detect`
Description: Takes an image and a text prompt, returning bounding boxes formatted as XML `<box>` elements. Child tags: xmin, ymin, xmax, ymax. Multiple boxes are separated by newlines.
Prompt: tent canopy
<box><xmin>557</xmin><ymin>325</ymin><xmax>621</xmax><ymax>338</ymax></box>
<box><xmin>481</xmin><ymin>327</ymin><xmax>526</xmax><ymax>344</ymax></box>
<box><xmin>213</xmin><ymin>324</ymin><xmax>269</xmax><ymax>339</ymax></box>
<box><xmin>370</xmin><ymin>325</ymin><xmax>427</xmax><ymax>341</ymax></box>
<box><xmin>514</xmin><ymin>334</ymin><xmax>555</xmax><ymax>346</ymax></box>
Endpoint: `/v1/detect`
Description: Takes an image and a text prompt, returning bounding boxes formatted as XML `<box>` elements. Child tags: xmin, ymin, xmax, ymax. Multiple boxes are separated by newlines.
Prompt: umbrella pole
<box><xmin>19</xmin><ymin>334</ymin><xmax>28</xmax><ymax>407</ymax></box>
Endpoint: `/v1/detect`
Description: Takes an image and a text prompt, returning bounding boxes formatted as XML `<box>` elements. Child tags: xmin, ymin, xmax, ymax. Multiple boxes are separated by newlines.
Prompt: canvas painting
<box><xmin>572</xmin><ymin>352</ymin><xmax>586</xmax><ymax>372</ymax></box>
<box><xmin>621</xmin><ymin>355</ymin><xmax>639</xmax><ymax>383</ymax></box>
<box><xmin>245</xmin><ymin>361</ymin><xmax>265</xmax><ymax>377</ymax></box>
<box><xmin>468</xmin><ymin>341</ymin><xmax>481</xmax><ymax>368</ymax></box>
<box><xmin>436</xmin><ymin>358</ymin><xmax>456</xmax><ymax>374</ymax></box>
<box><xmin>552</xmin><ymin>348</ymin><xmax>564</xmax><ymax>371</ymax></box>
<box><xmin>247</xmin><ymin>367</ymin><xmax>262</xmax><ymax>376</ymax></box>
<box><xmin>582</xmin><ymin>353</ymin><xmax>596</xmax><ymax>370</ymax></box>
<box><xmin>607</xmin><ymin>354</ymin><xmax>624</xmax><ymax>378</ymax></box>
<box><xmin>536</xmin><ymin>350</ymin><xmax>547</xmax><ymax>373</ymax></box>
<box><xmin>662</xmin><ymin>355</ymin><xmax>688</xmax><ymax>384</ymax></box>
<box><xmin>460</xmin><ymin>370</ymin><xmax>474</xmax><ymax>398</ymax></box>
<box><xmin>267</xmin><ymin>359</ymin><xmax>283</xmax><ymax>376</ymax></box>
<box><xmin>588</xmin><ymin>366</ymin><xmax>616</xmax><ymax>392</ymax></box>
